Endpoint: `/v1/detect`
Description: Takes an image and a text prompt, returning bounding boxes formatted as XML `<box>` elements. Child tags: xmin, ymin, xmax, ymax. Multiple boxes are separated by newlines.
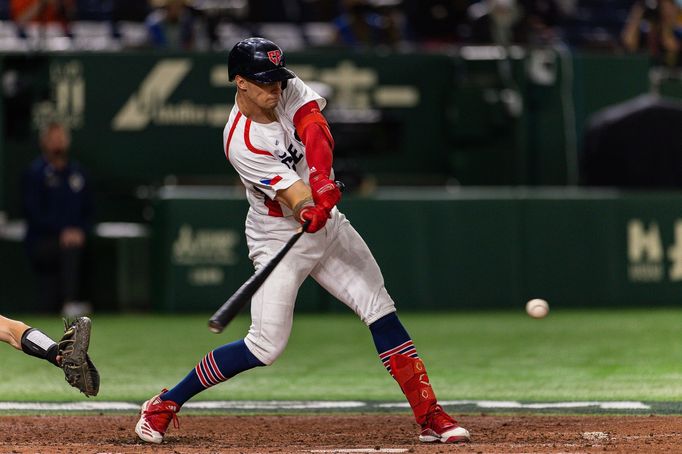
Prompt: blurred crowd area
<box><xmin>0</xmin><ymin>0</ymin><xmax>680</xmax><ymax>64</ymax></box>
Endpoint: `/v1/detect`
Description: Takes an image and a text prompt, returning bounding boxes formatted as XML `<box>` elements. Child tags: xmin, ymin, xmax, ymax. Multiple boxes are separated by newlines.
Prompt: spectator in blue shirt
<box><xmin>145</xmin><ymin>0</ymin><xmax>198</xmax><ymax>50</ymax></box>
<box><xmin>333</xmin><ymin>0</ymin><xmax>404</xmax><ymax>49</ymax></box>
<box><xmin>22</xmin><ymin>121</ymin><xmax>93</xmax><ymax>317</ymax></box>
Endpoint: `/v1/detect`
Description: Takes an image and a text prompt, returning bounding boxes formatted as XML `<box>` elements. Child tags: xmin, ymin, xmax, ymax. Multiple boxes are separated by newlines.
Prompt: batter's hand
<box><xmin>300</xmin><ymin>204</ymin><xmax>329</xmax><ymax>233</ymax></box>
<box><xmin>309</xmin><ymin>172</ymin><xmax>341</xmax><ymax>213</ymax></box>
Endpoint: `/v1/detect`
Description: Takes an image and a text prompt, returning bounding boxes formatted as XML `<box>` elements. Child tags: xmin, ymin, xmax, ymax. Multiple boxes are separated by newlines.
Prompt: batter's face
<box><xmin>236</xmin><ymin>76</ymin><xmax>283</xmax><ymax>111</ymax></box>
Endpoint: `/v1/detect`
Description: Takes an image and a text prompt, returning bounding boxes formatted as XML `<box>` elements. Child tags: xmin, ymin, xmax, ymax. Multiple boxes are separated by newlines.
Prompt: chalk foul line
<box><xmin>0</xmin><ymin>400</ymin><xmax>652</xmax><ymax>412</ymax></box>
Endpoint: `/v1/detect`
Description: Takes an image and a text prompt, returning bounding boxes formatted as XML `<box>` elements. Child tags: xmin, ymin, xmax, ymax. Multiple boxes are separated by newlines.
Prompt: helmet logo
<box><xmin>267</xmin><ymin>50</ymin><xmax>283</xmax><ymax>66</ymax></box>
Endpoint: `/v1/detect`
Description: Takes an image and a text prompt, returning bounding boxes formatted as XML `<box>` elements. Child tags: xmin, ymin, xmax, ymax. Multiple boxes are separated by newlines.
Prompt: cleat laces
<box><xmin>146</xmin><ymin>402</ymin><xmax>180</xmax><ymax>432</ymax></box>
<box><xmin>423</xmin><ymin>405</ymin><xmax>457</xmax><ymax>431</ymax></box>
<box><xmin>143</xmin><ymin>390</ymin><xmax>180</xmax><ymax>433</ymax></box>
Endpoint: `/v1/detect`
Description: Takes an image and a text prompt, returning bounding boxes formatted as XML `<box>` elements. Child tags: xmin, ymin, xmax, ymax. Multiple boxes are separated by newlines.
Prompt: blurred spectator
<box><xmin>145</xmin><ymin>0</ymin><xmax>208</xmax><ymax>50</ymax></box>
<box><xmin>0</xmin><ymin>1</ymin><xmax>9</xmax><ymax>19</ymax></box>
<box><xmin>11</xmin><ymin>0</ymin><xmax>76</xmax><ymax>36</ymax></box>
<box><xmin>295</xmin><ymin>0</ymin><xmax>338</xmax><ymax>22</ymax></box>
<box><xmin>520</xmin><ymin>0</ymin><xmax>564</xmax><ymax>44</ymax></box>
<box><xmin>468</xmin><ymin>0</ymin><xmax>526</xmax><ymax>45</ymax></box>
<box><xmin>22</xmin><ymin>121</ymin><xmax>94</xmax><ymax>317</ymax></box>
<box><xmin>247</xmin><ymin>0</ymin><xmax>298</xmax><ymax>22</ymax></box>
<box><xmin>192</xmin><ymin>0</ymin><xmax>250</xmax><ymax>50</ymax></box>
<box><xmin>75</xmin><ymin>0</ymin><xmax>106</xmax><ymax>20</ymax></box>
<box><xmin>558</xmin><ymin>0</ymin><xmax>628</xmax><ymax>50</ymax></box>
<box><xmin>110</xmin><ymin>0</ymin><xmax>151</xmax><ymax>21</ymax></box>
<box><xmin>468</xmin><ymin>0</ymin><xmax>566</xmax><ymax>45</ymax></box>
<box><xmin>621</xmin><ymin>0</ymin><xmax>681</xmax><ymax>67</ymax></box>
<box><xmin>109</xmin><ymin>0</ymin><xmax>152</xmax><ymax>49</ymax></box>
<box><xmin>333</xmin><ymin>0</ymin><xmax>405</xmax><ymax>49</ymax></box>
<box><xmin>404</xmin><ymin>0</ymin><xmax>470</xmax><ymax>46</ymax></box>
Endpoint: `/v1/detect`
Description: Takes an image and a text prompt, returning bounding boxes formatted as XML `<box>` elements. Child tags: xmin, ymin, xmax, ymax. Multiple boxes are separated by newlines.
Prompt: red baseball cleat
<box><xmin>135</xmin><ymin>389</ymin><xmax>180</xmax><ymax>443</ymax></box>
<box><xmin>419</xmin><ymin>405</ymin><xmax>470</xmax><ymax>443</ymax></box>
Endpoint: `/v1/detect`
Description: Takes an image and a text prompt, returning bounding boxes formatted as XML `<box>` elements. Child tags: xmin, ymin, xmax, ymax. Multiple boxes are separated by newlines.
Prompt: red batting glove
<box><xmin>300</xmin><ymin>204</ymin><xmax>330</xmax><ymax>233</ymax></box>
<box><xmin>309</xmin><ymin>172</ymin><xmax>341</xmax><ymax>213</ymax></box>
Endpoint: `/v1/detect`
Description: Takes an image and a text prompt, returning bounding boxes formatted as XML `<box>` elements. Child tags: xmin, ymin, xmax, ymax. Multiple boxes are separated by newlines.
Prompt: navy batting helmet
<box><xmin>228</xmin><ymin>37</ymin><xmax>295</xmax><ymax>85</ymax></box>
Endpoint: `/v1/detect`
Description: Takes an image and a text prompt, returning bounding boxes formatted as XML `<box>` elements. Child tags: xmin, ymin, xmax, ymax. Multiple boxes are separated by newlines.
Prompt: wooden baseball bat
<box><xmin>208</xmin><ymin>221</ymin><xmax>308</xmax><ymax>333</ymax></box>
<box><xmin>208</xmin><ymin>182</ymin><xmax>344</xmax><ymax>333</ymax></box>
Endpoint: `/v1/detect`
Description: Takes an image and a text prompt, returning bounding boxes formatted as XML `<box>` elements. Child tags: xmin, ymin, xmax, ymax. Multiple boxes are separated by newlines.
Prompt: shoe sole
<box><xmin>135</xmin><ymin>398</ymin><xmax>164</xmax><ymax>444</ymax></box>
<box><xmin>420</xmin><ymin>427</ymin><xmax>471</xmax><ymax>443</ymax></box>
<box><xmin>419</xmin><ymin>434</ymin><xmax>470</xmax><ymax>443</ymax></box>
<box><xmin>135</xmin><ymin>417</ymin><xmax>163</xmax><ymax>443</ymax></box>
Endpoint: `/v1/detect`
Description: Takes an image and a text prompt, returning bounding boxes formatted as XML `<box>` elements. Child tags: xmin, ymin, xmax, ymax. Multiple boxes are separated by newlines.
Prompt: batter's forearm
<box><xmin>275</xmin><ymin>179</ymin><xmax>313</xmax><ymax>212</ymax></box>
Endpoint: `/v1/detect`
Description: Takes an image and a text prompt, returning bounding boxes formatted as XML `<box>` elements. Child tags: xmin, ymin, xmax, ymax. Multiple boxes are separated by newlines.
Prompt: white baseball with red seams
<box><xmin>222</xmin><ymin>76</ymin><xmax>396</xmax><ymax>366</ymax></box>
<box><xmin>526</xmin><ymin>298</ymin><xmax>549</xmax><ymax>319</ymax></box>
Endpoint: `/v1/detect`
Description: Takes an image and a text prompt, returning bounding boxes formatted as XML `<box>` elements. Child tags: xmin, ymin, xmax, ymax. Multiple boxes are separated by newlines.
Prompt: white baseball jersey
<box><xmin>223</xmin><ymin>77</ymin><xmax>328</xmax><ymax>218</ymax></box>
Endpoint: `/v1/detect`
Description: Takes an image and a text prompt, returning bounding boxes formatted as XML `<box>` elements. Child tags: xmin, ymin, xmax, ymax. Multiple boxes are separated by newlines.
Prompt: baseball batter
<box><xmin>135</xmin><ymin>37</ymin><xmax>470</xmax><ymax>445</ymax></box>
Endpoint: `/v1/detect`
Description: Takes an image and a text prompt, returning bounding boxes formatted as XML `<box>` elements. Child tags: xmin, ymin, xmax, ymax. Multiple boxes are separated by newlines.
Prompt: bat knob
<box><xmin>208</xmin><ymin>320</ymin><xmax>225</xmax><ymax>334</ymax></box>
<box><xmin>335</xmin><ymin>180</ymin><xmax>345</xmax><ymax>193</ymax></box>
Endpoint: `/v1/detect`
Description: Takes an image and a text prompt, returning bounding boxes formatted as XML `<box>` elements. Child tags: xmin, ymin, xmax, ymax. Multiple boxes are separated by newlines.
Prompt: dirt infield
<box><xmin>1</xmin><ymin>414</ymin><xmax>681</xmax><ymax>453</ymax></box>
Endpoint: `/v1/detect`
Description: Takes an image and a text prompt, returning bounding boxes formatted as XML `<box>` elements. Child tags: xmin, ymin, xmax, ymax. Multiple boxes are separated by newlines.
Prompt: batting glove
<box><xmin>309</xmin><ymin>172</ymin><xmax>341</xmax><ymax>214</ymax></box>
<box><xmin>300</xmin><ymin>204</ymin><xmax>329</xmax><ymax>233</ymax></box>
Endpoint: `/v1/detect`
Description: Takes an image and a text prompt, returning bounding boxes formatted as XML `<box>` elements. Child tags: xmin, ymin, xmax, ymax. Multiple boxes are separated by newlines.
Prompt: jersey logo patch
<box><xmin>267</xmin><ymin>50</ymin><xmax>282</xmax><ymax>66</ymax></box>
<box><xmin>260</xmin><ymin>175</ymin><xmax>283</xmax><ymax>186</ymax></box>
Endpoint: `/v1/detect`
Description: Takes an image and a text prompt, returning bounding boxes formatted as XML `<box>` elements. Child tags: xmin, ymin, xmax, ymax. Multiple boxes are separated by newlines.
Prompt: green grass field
<box><xmin>1</xmin><ymin>309</ymin><xmax>681</xmax><ymax>403</ymax></box>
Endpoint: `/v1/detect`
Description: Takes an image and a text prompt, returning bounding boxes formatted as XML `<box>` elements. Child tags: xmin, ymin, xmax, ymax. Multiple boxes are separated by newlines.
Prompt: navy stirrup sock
<box><xmin>161</xmin><ymin>339</ymin><xmax>263</xmax><ymax>406</ymax></box>
<box><xmin>369</xmin><ymin>312</ymin><xmax>419</xmax><ymax>376</ymax></box>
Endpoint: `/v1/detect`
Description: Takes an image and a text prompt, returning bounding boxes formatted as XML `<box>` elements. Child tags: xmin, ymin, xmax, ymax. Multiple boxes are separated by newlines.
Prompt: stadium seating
<box><xmin>563</xmin><ymin>0</ymin><xmax>633</xmax><ymax>48</ymax></box>
<box><xmin>0</xmin><ymin>0</ymin><xmax>645</xmax><ymax>52</ymax></box>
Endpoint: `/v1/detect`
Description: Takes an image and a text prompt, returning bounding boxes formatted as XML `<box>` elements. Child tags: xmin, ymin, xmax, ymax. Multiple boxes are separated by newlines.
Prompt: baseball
<box><xmin>526</xmin><ymin>298</ymin><xmax>549</xmax><ymax>319</ymax></box>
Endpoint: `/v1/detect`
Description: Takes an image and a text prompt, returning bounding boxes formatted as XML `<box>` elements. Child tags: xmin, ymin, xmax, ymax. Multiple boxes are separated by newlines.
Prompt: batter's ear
<box><xmin>234</xmin><ymin>75</ymin><xmax>247</xmax><ymax>90</ymax></box>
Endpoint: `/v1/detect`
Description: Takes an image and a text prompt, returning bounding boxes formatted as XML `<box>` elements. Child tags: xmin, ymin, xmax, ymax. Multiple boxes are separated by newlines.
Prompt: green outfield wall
<box><xmin>0</xmin><ymin>49</ymin><xmax>653</xmax><ymax>217</ymax></box>
<box><xmin>147</xmin><ymin>188</ymin><xmax>682</xmax><ymax>312</ymax></box>
<box><xmin>2</xmin><ymin>188</ymin><xmax>682</xmax><ymax>313</ymax></box>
